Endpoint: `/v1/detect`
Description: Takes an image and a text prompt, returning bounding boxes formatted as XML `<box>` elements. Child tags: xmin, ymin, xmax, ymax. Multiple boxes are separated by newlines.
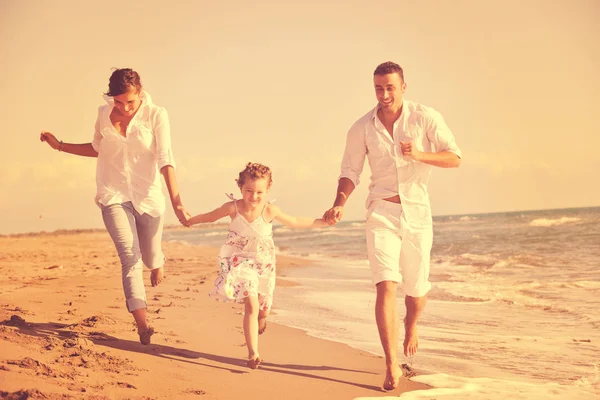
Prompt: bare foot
<box><xmin>404</xmin><ymin>323</ymin><xmax>418</xmax><ymax>357</ymax></box>
<box><xmin>382</xmin><ymin>363</ymin><xmax>402</xmax><ymax>391</ymax></box>
<box><xmin>247</xmin><ymin>356</ymin><xmax>262</xmax><ymax>370</ymax></box>
<box><xmin>258</xmin><ymin>317</ymin><xmax>267</xmax><ymax>335</ymax></box>
<box><xmin>151</xmin><ymin>267</ymin><xmax>164</xmax><ymax>287</ymax></box>
<box><xmin>138</xmin><ymin>326</ymin><xmax>155</xmax><ymax>345</ymax></box>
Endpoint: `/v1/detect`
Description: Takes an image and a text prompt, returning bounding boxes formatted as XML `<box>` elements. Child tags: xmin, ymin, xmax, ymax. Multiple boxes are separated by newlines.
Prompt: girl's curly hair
<box><xmin>236</xmin><ymin>162</ymin><xmax>273</xmax><ymax>188</ymax></box>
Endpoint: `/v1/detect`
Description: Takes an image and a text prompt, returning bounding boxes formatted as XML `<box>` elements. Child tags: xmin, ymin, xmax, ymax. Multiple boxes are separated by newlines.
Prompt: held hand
<box><xmin>323</xmin><ymin>206</ymin><xmax>344</xmax><ymax>225</ymax></box>
<box><xmin>174</xmin><ymin>204</ymin><xmax>192</xmax><ymax>227</ymax></box>
<box><xmin>400</xmin><ymin>140</ymin><xmax>422</xmax><ymax>161</ymax></box>
<box><xmin>40</xmin><ymin>131</ymin><xmax>61</xmax><ymax>150</ymax></box>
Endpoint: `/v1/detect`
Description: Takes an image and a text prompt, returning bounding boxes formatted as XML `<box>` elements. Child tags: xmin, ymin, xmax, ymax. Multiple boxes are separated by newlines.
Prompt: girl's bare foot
<box><xmin>138</xmin><ymin>326</ymin><xmax>155</xmax><ymax>345</ymax></box>
<box><xmin>150</xmin><ymin>267</ymin><xmax>164</xmax><ymax>287</ymax></box>
<box><xmin>382</xmin><ymin>363</ymin><xmax>402</xmax><ymax>391</ymax></box>
<box><xmin>247</xmin><ymin>356</ymin><xmax>262</xmax><ymax>370</ymax></box>
<box><xmin>258</xmin><ymin>317</ymin><xmax>267</xmax><ymax>335</ymax></box>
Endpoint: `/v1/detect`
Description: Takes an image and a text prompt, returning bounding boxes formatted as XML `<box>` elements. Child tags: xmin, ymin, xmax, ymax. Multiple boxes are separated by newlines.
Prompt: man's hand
<box><xmin>323</xmin><ymin>206</ymin><xmax>344</xmax><ymax>225</ymax></box>
<box><xmin>400</xmin><ymin>140</ymin><xmax>423</xmax><ymax>161</ymax></box>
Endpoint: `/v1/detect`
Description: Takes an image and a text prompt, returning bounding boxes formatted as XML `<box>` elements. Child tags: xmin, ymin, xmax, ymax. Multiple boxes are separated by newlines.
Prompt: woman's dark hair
<box><xmin>105</xmin><ymin>68</ymin><xmax>142</xmax><ymax>96</ymax></box>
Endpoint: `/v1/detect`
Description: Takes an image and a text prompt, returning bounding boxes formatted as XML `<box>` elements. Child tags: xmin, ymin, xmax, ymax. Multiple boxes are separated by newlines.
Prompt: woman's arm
<box><xmin>40</xmin><ymin>131</ymin><xmax>98</xmax><ymax>157</ymax></box>
<box><xmin>161</xmin><ymin>165</ymin><xmax>191</xmax><ymax>225</ymax></box>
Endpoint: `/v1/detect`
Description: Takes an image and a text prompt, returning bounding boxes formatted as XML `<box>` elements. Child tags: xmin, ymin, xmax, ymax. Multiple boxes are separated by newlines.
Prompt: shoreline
<box><xmin>0</xmin><ymin>230</ymin><xmax>429</xmax><ymax>399</ymax></box>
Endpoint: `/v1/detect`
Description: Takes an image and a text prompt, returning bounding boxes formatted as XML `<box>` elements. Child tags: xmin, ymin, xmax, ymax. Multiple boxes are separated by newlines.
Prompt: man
<box><xmin>323</xmin><ymin>61</ymin><xmax>461</xmax><ymax>391</ymax></box>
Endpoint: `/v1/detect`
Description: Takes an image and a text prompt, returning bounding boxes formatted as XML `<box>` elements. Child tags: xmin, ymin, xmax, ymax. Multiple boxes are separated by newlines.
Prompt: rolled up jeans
<box><xmin>101</xmin><ymin>202</ymin><xmax>165</xmax><ymax>312</ymax></box>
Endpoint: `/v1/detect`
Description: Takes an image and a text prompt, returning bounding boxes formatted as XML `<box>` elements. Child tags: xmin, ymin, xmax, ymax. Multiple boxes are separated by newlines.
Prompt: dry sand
<box><xmin>0</xmin><ymin>229</ymin><xmax>429</xmax><ymax>399</ymax></box>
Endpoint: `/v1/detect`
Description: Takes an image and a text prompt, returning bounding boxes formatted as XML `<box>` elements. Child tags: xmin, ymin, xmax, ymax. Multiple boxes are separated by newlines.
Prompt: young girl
<box><xmin>186</xmin><ymin>162</ymin><xmax>327</xmax><ymax>369</ymax></box>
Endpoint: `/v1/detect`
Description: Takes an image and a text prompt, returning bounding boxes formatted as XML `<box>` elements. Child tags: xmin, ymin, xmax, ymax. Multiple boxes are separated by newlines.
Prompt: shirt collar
<box><xmin>371</xmin><ymin>101</ymin><xmax>406</xmax><ymax>128</ymax></box>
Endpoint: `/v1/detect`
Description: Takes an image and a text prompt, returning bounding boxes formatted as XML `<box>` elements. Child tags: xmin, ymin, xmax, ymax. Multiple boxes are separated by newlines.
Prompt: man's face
<box><xmin>374</xmin><ymin>73</ymin><xmax>406</xmax><ymax>112</ymax></box>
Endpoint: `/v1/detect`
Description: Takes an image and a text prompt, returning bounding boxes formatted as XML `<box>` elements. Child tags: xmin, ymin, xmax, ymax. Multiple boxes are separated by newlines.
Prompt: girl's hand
<box><xmin>40</xmin><ymin>131</ymin><xmax>61</xmax><ymax>150</ymax></box>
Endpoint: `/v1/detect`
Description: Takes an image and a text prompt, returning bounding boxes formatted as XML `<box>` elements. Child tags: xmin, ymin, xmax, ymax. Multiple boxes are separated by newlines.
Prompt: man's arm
<box><xmin>414</xmin><ymin>107</ymin><xmax>462</xmax><ymax>168</ymax></box>
<box><xmin>401</xmin><ymin>145</ymin><xmax>461</xmax><ymax>168</ymax></box>
<box><xmin>323</xmin><ymin>177</ymin><xmax>356</xmax><ymax>224</ymax></box>
<box><xmin>323</xmin><ymin>120</ymin><xmax>367</xmax><ymax>224</ymax></box>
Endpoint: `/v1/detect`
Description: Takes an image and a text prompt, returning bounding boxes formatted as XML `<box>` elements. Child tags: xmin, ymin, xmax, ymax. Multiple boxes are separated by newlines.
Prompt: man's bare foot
<box><xmin>404</xmin><ymin>323</ymin><xmax>418</xmax><ymax>357</ymax></box>
<box><xmin>382</xmin><ymin>363</ymin><xmax>402</xmax><ymax>391</ymax></box>
<box><xmin>150</xmin><ymin>267</ymin><xmax>164</xmax><ymax>287</ymax></box>
<box><xmin>138</xmin><ymin>326</ymin><xmax>155</xmax><ymax>345</ymax></box>
<box><xmin>258</xmin><ymin>317</ymin><xmax>267</xmax><ymax>335</ymax></box>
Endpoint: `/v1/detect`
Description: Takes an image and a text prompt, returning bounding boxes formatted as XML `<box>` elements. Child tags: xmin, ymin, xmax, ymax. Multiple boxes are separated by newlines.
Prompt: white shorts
<box><xmin>366</xmin><ymin>200</ymin><xmax>433</xmax><ymax>297</ymax></box>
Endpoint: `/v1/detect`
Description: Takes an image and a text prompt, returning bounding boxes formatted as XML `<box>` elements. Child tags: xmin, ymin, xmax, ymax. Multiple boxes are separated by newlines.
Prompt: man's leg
<box><xmin>366</xmin><ymin>200</ymin><xmax>403</xmax><ymax>390</ymax></box>
<box><xmin>376</xmin><ymin>280</ymin><xmax>402</xmax><ymax>390</ymax></box>
<box><xmin>400</xmin><ymin>229</ymin><xmax>433</xmax><ymax>357</ymax></box>
<box><xmin>404</xmin><ymin>295</ymin><xmax>427</xmax><ymax>357</ymax></box>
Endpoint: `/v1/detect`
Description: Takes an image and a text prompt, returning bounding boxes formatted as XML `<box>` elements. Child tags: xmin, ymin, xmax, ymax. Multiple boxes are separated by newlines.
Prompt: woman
<box><xmin>40</xmin><ymin>68</ymin><xmax>190</xmax><ymax>345</ymax></box>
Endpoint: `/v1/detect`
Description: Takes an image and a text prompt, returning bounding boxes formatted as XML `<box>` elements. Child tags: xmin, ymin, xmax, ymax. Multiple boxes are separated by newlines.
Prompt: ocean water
<box><xmin>164</xmin><ymin>207</ymin><xmax>600</xmax><ymax>399</ymax></box>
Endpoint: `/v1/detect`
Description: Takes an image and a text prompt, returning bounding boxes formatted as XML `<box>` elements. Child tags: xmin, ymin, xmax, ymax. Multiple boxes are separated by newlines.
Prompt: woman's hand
<box><xmin>40</xmin><ymin>131</ymin><xmax>61</xmax><ymax>150</ymax></box>
<box><xmin>174</xmin><ymin>204</ymin><xmax>192</xmax><ymax>227</ymax></box>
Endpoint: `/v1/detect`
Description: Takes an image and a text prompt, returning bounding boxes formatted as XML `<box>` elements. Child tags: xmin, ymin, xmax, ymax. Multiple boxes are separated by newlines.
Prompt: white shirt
<box><xmin>91</xmin><ymin>91</ymin><xmax>176</xmax><ymax>217</ymax></box>
<box><xmin>339</xmin><ymin>100</ymin><xmax>461</xmax><ymax>230</ymax></box>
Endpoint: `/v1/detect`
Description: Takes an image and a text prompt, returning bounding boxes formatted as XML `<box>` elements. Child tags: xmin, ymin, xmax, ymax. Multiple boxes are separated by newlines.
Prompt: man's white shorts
<box><xmin>366</xmin><ymin>200</ymin><xmax>433</xmax><ymax>297</ymax></box>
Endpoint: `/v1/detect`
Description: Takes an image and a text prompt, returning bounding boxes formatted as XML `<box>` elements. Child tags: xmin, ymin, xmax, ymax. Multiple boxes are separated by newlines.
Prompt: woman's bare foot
<box><xmin>258</xmin><ymin>317</ymin><xmax>267</xmax><ymax>335</ymax></box>
<box><xmin>404</xmin><ymin>323</ymin><xmax>419</xmax><ymax>357</ymax></box>
<box><xmin>138</xmin><ymin>326</ymin><xmax>155</xmax><ymax>345</ymax></box>
<box><xmin>150</xmin><ymin>267</ymin><xmax>164</xmax><ymax>287</ymax></box>
<box><xmin>382</xmin><ymin>363</ymin><xmax>402</xmax><ymax>391</ymax></box>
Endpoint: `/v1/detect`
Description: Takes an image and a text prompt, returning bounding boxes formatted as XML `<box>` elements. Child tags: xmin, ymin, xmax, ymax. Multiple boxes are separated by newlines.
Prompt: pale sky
<box><xmin>1</xmin><ymin>0</ymin><xmax>599</xmax><ymax>234</ymax></box>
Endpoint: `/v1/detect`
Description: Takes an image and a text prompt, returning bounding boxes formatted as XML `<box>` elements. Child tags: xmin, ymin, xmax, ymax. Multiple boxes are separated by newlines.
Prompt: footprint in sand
<box><xmin>183</xmin><ymin>389</ymin><xmax>207</xmax><ymax>396</ymax></box>
<box><xmin>114</xmin><ymin>382</ymin><xmax>137</xmax><ymax>389</ymax></box>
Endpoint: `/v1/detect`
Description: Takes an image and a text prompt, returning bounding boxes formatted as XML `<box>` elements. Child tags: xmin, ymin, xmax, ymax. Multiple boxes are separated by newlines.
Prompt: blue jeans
<box><xmin>101</xmin><ymin>202</ymin><xmax>165</xmax><ymax>312</ymax></box>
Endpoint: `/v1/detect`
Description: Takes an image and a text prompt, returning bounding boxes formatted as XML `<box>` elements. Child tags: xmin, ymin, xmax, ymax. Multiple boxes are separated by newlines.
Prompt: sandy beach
<box><xmin>0</xmin><ymin>229</ymin><xmax>428</xmax><ymax>399</ymax></box>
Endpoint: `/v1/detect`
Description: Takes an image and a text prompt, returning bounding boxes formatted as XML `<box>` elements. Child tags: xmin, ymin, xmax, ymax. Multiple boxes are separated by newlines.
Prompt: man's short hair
<box><xmin>374</xmin><ymin>62</ymin><xmax>404</xmax><ymax>81</ymax></box>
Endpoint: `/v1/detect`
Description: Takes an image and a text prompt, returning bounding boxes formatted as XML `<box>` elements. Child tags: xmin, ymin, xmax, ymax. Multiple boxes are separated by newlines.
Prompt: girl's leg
<box><xmin>101</xmin><ymin>202</ymin><xmax>151</xmax><ymax>342</ymax></box>
<box><xmin>244</xmin><ymin>296</ymin><xmax>261</xmax><ymax>367</ymax></box>
<box><xmin>136</xmin><ymin>211</ymin><xmax>165</xmax><ymax>287</ymax></box>
<box><xmin>258</xmin><ymin>309</ymin><xmax>269</xmax><ymax>335</ymax></box>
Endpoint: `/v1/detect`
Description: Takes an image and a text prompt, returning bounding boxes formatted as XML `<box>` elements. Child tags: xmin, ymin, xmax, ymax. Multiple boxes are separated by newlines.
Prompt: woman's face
<box><xmin>113</xmin><ymin>86</ymin><xmax>141</xmax><ymax>117</ymax></box>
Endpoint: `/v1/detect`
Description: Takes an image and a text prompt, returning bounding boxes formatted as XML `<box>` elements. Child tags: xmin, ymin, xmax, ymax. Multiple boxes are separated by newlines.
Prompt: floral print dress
<box><xmin>210</xmin><ymin>195</ymin><xmax>276</xmax><ymax>311</ymax></box>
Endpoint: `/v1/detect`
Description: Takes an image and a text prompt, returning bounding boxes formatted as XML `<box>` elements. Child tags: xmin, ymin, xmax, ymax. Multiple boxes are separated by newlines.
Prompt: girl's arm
<box><xmin>269</xmin><ymin>204</ymin><xmax>327</xmax><ymax>229</ymax></box>
<box><xmin>187</xmin><ymin>202</ymin><xmax>234</xmax><ymax>226</ymax></box>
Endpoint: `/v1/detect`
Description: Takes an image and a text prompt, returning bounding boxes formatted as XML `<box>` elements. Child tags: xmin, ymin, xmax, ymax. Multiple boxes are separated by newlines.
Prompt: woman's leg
<box><xmin>136</xmin><ymin>211</ymin><xmax>165</xmax><ymax>287</ymax></box>
<box><xmin>101</xmin><ymin>202</ymin><xmax>150</xmax><ymax>339</ymax></box>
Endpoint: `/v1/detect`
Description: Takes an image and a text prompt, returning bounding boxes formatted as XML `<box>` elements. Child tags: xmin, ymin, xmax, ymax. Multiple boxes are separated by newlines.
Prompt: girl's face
<box><xmin>113</xmin><ymin>86</ymin><xmax>141</xmax><ymax>117</ymax></box>
<box><xmin>240</xmin><ymin>178</ymin><xmax>270</xmax><ymax>209</ymax></box>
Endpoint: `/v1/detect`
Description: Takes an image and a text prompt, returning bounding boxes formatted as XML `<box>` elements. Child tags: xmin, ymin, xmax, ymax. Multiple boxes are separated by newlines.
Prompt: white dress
<box><xmin>210</xmin><ymin>195</ymin><xmax>276</xmax><ymax>311</ymax></box>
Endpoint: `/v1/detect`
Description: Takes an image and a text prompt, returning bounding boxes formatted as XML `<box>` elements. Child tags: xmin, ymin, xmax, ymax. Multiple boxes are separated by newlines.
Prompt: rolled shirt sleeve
<box><xmin>338</xmin><ymin>122</ymin><xmax>367</xmax><ymax>186</ymax></box>
<box><xmin>425</xmin><ymin>108</ymin><xmax>462</xmax><ymax>158</ymax></box>
<box><xmin>153</xmin><ymin>107</ymin><xmax>176</xmax><ymax>170</ymax></box>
